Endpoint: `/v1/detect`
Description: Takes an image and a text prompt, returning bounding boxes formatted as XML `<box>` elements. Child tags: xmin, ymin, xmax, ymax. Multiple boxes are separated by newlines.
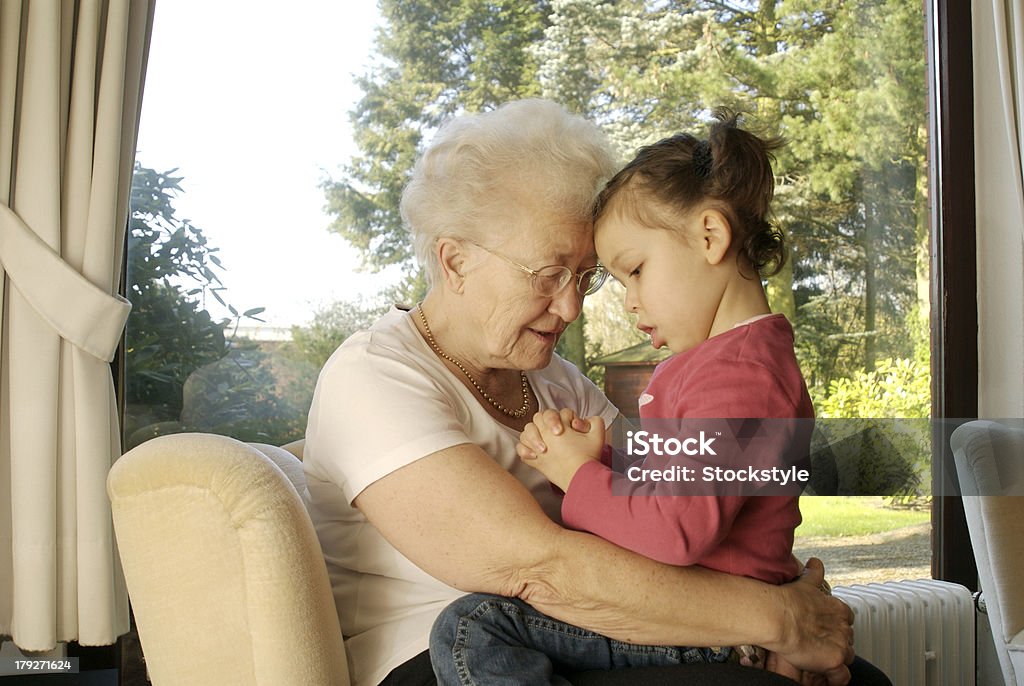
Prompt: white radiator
<box><xmin>833</xmin><ymin>579</ymin><xmax>975</xmax><ymax>686</ymax></box>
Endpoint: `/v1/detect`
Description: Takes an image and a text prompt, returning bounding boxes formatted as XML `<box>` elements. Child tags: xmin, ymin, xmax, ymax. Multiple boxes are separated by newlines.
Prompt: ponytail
<box><xmin>704</xmin><ymin>108</ymin><xmax>787</xmax><ymax>276</ymax></box>
<box><xmin>595</xmin><ymin>108</ymin><xmax>788</xmax><ymax>277</ymax></box>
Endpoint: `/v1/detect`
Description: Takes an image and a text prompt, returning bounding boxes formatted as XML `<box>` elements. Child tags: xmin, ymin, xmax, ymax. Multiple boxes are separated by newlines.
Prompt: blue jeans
<box><xmin>429</xmin><ymin>593</ymin><xmax>730</xmax><ymax>686</ymax></box>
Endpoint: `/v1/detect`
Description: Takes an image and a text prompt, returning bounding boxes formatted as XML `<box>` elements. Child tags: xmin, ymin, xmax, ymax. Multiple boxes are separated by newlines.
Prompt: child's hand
<box><xmin>516</xmin><ymin>409</ymin><xmax>593</xmax><ymax>459</ymax></box>
<box><xmin>518</xmin><ymin>411</ymin><xmax>606</xmax><ymax>491</ymax></box>
<box><xmin>736</xmin><ymin>644</ymin><xmax>766</xmax><ymax>668</ymax></box>
<box><xmin>765</xmin><ymin>652</ymin><xmax>828</xmax><ymax>686</ymax></box>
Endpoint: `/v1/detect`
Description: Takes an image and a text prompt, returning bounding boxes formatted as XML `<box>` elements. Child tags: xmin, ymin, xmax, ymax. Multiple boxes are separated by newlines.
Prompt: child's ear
<box><xmin>437</xmin><ymin>238</ymin><xmax>469</xmax><ymax>293</ymax></box>
<box><xmin>700</xmin><ymin>209</ymin><xmax>732</xmax><ymax>266</ymax></box>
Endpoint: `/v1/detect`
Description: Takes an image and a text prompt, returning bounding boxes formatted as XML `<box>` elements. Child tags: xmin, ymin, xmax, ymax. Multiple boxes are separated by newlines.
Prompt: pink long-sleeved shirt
<box><xmin>562</xmin><ymin>314</ymin><xmax>812</xmax><ymax>584</ymax></box>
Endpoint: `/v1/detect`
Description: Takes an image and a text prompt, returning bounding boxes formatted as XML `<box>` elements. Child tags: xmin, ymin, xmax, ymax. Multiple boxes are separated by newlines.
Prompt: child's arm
<box><xmin>558</xmin><ymin>457</ymin><xmax>745</xmax><ymax>566</ymax></box>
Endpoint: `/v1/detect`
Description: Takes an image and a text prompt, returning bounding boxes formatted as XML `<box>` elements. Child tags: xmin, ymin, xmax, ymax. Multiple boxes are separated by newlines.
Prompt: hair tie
<box><xmin>692</xmin><ymin>140</ymin><xmax>713</xmax><ymax>179</ymax></box>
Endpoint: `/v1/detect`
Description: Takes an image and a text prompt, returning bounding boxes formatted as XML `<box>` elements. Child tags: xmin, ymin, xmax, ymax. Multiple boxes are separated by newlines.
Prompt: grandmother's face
<box><xmin>460</xmin><ymin>207</ymin><xmax>595</xmax><ymax>371</ymax></box>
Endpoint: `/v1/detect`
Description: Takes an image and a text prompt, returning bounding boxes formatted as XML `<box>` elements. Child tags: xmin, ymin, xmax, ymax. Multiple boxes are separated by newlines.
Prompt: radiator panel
<box><xmin>833</xmin><ymin>579</ymin><xmax>975</xmax><ymax>686</ymax></box>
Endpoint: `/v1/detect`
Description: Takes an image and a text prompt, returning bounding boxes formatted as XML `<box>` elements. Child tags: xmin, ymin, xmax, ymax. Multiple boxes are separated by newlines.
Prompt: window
<box><xmin>127</xmin><ymin>0</ymin><xmax>964</xmax><ymax>590</ymax></box>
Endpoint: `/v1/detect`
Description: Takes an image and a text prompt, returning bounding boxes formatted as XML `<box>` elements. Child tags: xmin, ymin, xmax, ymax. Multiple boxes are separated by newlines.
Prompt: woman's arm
<box><xmin>354</xmin><ymin>441</ymin><xmax>853</xmax><ymax>680</ymax></box>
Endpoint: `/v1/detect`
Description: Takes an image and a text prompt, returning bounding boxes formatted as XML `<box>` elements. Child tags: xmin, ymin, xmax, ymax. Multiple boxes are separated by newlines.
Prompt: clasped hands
<box><xmin>516</xmin><ymin>408</ymin><xmax>604</xmax><ymax>492</ymax></box>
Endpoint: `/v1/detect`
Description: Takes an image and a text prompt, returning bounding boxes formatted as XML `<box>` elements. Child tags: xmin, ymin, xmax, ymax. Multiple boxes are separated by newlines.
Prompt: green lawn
<box><xmin>795</xmin><ymin>496</ymin><xmax>930</xmax><ymax>538</ymax></box>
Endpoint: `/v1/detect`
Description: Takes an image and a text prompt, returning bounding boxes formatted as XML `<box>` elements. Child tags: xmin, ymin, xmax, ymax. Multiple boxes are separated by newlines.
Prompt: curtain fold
<box><xmin>0</xmin><ymin>0</ymin><xmax>155</xmax><ymax>649</ymax></box>
<box><xmin>973</xmin><ymin>0</ymin><xmax>1024</xmax><ymax>418</ymax></box>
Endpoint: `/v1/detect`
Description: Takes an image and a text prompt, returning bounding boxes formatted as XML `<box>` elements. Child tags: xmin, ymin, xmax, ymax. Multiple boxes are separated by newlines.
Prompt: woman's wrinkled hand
<box><xmin>770</xmin><ymin>558</ymin><xmax>854</xmax><ymax>686</ymax></box>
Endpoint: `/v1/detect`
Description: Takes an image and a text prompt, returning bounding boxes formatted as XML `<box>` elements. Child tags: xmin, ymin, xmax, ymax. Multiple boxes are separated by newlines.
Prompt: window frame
<box><xmin>927</xmin><ymin>0</ymin><xmax>978</xmax><ymax>589</ymax></box>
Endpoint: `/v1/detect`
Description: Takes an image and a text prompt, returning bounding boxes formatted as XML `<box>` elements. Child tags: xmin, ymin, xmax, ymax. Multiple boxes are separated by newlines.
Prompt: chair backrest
<box><xmin>108</xmin><ymin>433</ymin><xmax>348</xmax><ymax>686</ymax></box>
<box><xmin>951</xmin><ymin>420</ymin><xmax>1024</xmax><ymax>686</ymax></box>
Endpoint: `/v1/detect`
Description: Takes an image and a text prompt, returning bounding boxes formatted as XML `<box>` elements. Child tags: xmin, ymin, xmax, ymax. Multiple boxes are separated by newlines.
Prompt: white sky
<box><xmin>135</xmin><ymin>1</ymin><xmax>403</xmax><ymax>329</ymax></box>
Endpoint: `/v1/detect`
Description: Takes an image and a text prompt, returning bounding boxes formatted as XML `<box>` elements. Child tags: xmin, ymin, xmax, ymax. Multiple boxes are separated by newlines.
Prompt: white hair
<box><xmin>400</xmin><ymin>99</ymin><xmax>617</xmax><ymax>284</ymax></box>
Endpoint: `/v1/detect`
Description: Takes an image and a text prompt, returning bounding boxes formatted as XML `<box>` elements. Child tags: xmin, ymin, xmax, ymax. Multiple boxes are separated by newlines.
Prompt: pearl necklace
<box><xmin>417</xmin><ymin>305</ymin><xmax>532</xmax><ymax>419</ymax></box>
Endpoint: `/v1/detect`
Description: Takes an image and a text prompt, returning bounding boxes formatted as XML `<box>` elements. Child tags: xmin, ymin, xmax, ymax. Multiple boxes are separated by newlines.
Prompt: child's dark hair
<box><xmin>595</xmin><ymin>108</ymin><xmax>787</xmax><ymax>277</ymax></box>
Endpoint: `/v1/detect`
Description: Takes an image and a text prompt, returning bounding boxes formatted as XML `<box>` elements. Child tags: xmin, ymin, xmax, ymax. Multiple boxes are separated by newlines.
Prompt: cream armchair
<box><xmin>107</xmin><ymin>433</ymin><xmax>349</xmax><ymax>686</ymax></box>
<box><xmin>952</xmin><ymin>420</ymin><xmax>1024</xmax><ymax>686</ymax></box>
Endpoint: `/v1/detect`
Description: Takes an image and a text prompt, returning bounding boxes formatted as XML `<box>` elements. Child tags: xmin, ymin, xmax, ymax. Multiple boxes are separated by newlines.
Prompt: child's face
<box><xmin>595</xmin><ymin>209</ymin><xmax>725</xmax><ymax>354</ymax></box>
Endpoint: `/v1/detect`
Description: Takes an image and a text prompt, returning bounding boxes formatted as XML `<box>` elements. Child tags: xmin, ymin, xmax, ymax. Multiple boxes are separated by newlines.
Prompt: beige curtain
<box><xmin>0</xmin><ymin>0</ymin><xmax>155</xmax><ymax>649</ymax></box>
<box><xmin>973</xmin><ymin>0</ymin><xmax>1024</xmax><ymax>418</ymax></box>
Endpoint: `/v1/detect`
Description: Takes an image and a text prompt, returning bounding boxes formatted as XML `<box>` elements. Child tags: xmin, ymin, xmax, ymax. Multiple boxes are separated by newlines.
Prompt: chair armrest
<box><xmin>108</xmin><ymin>433</ymin><xmax>348</xmax><ymax>686</ymax></box>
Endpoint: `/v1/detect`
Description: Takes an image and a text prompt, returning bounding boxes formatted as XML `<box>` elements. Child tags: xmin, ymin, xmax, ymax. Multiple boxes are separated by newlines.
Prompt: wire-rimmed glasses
<box><xmin>472</xmin><ymin>243</ymin><xmax>608</xmax><ymax>297</ymax></box>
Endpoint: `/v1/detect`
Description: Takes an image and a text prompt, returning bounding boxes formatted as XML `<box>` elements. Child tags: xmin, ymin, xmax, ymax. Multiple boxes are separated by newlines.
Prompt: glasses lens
<box><xmin>579</xmin><ymin>266</ymin><xmax>608</xmax><ymax>295</ymax></box>
<box><xmin>533</xmin><ymin>266</ymin><xmax>572</xmax><ymax>296</ymax></box>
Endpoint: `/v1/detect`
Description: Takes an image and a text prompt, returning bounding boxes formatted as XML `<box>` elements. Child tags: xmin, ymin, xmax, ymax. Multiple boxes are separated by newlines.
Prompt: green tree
<box><xmin>779</xmin><ymin>0</ymin><xmax>926</xmax><ymax>374</ymax></box>
<box><xmin>327</xmin><ymin>1</ymin><xmax>928</xmax><ymax>405</ymax></box>
<box><xmin>286</xmin><ymin>297</ymin><xmax>390</xmax><ymax>369</ymax></box>
<box><xmin>539</xmin><ymin>0</ymin><xmax>925</xmax><ymax>393</ymax></box>
<box><xmin>322</xmin><ymin>0</ymin><xmax>549</xmax><ymax>275</ymax></box>
<box><xmin>127</xmin><ymin>163</ymin><xmax>314</xmax><ymax>448</ymax></box>
<box><xmin>125</xmin><ymin>164</ymin><xmax>234</xmax><ymax>433</ymax></box>
<box><xmin>813</xmin><ymin>357</ymin><xmax>932</xmax><ymax>497</ymax></box>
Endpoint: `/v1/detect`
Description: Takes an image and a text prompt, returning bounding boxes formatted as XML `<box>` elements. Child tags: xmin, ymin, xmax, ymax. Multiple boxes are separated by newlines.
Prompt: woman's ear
<box><xmin>700</xmin><ymin>209</ymin><xmax>733</xmax><ymax>266</ymax></box>
<box><xmin>437</xmin><ymin>237</ymin><xmax>468</xmax><ymax>293</ymax></box>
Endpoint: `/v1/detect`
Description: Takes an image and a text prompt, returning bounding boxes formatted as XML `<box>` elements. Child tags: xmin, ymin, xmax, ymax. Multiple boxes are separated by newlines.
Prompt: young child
<box><xmin>429</xmin><ymin>110</ymin><xmax>816</xmax><ymax>686</ymax></box>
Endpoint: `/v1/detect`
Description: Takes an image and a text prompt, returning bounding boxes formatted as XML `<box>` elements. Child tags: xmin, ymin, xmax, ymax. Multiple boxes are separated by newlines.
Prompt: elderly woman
<box><xmin>302</xmin><ymin>99</ymin><xmax>856</xmax><ymax>686</ymax></box>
